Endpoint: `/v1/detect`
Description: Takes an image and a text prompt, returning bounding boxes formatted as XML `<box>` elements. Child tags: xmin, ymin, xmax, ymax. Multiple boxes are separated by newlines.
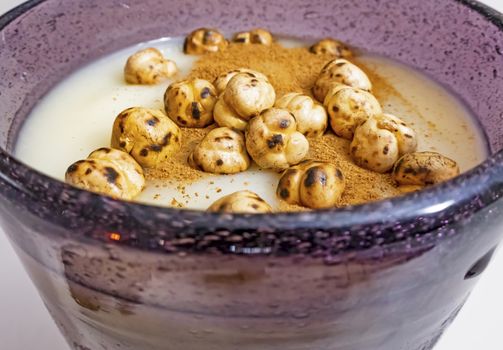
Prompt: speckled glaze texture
<box><xmin>0</xmin><ymin>0</ymin><xmax>502</xmax><ymax>349</ymax></box>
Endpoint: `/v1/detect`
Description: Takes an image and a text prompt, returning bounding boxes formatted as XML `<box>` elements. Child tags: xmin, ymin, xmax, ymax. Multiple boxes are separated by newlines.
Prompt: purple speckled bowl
<box><xmin>0</xmin><ymin>0</ymin><xmax>502</xmax><ymax>349</ymax></box>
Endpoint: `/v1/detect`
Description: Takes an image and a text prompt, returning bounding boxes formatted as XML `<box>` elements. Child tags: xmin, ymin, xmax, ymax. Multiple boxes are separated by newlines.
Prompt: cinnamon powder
<box><xmin>149</xmin><ymin>42</ymin><xmax>402</xmax><ymax>211</ymax></box>
<box><xmin>187</xmin><ymin>43</ymin><xmax>330</xmax><ymax>97</ymax></box>
<box><xmin>145</xmin><ymin>127</ymin><xmax>209</xmax><ymax>183</ymax></box>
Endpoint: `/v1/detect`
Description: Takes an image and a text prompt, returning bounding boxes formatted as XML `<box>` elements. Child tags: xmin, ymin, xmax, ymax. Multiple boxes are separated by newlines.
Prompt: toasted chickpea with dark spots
<box><xmin>164</xmin><ymin>78</ymin><xmax>217</xmax><ymax>128</ymax></box>
<box><xmin>245</xmin><ymin>108</ymin><xmax>309</xmax><ymax>171</ymax></box>
<box><xmin>214</xmin><ymin>68</ymin><xmax>269</xmax><ymax>95</ymax></box>
<box><xmin>275</xmin><ymin>93</ymin><xmax>328</xmax><ymax>137</ymax></box>
<box><xmin>313</xmin><ymin>58</ymin><xmax>372</xmax><ymax>102</ymax></box>
<box><xmin>65</xmin><ymin>148</ymin><xmax>145</xmax><ymax>200</ymax></box>
<box><xmin>111</xmin><ymin>107</ymin><xmax>181</xmax><ymax>168</ymax></box>
<box><xmin>277</xmin><ymin>160</ymin><xmax>346</xmax><ymax>209</ymax></box>
<box><xmin>233</xmin><ymin>28</ymin><xmax>273</xmax><ymax>45</ymax></box>
<box><xmin>184</xmin><ymin>28</ymin><xmax>228</xmax><ymax>55</ymax></box>
<box><xmin>309</xmin><ymin>38</ymin><xmax>353</xmax><ymax>58</ymax></box>
<box><xmin>214</xmin><ymin>72</ymin><xmax>276</xmax><ymax>131</ymax></box>
<box><xmin>324</xmin><ymin>84</ymin><xmax>382</xmax><ymax>140</ymax></box>
<box><xmin>350</xmin><ymin>114</ymin><xmax>417</xmax><ymax>173</ymax></box>
<box><xmin>188</xmin><ymin>127</ymin><xmax>250</xmax><ymax>174</ymax></box>
<box><xmin>393</xmin><ymin>152</ymin><xmax>460</xmax><ymax>189</ymax></box>
<box><xmin>124</xmin><ymin>48</ymin><xmax>178</xmax><ymax>85</ymax></box>
<box><xmin>208</xmin><ymin>190</ymin><xmax>273</xmax><ymax>214</ymax></box>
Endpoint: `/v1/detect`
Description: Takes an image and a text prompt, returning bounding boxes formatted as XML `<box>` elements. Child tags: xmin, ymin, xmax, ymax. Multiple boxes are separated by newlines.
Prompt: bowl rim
<box><xmin>0</xmin><ymin>0</ymin><xmax>502</xmax><ymax>235</ymax></box>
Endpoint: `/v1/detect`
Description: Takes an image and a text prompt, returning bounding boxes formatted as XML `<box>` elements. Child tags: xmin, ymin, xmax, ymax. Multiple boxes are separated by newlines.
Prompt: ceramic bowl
<box><xmin>0</xmin><ymin>0</ymin><xmax>502</xmax><ymax>349</ymax></box>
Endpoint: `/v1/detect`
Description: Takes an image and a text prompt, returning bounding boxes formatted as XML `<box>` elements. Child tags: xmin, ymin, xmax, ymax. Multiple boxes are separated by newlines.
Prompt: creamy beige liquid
<box><xmin>14</xmin><ymin>38</ymin><xmax>487</xmax><ymax>210</ymax></box>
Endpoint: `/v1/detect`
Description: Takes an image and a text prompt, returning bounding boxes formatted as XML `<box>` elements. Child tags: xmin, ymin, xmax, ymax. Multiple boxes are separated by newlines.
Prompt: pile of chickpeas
<box><xmin>66</xmin><ymin>28</ymin><xmax>460</xmax><ymax>213</ymax></box>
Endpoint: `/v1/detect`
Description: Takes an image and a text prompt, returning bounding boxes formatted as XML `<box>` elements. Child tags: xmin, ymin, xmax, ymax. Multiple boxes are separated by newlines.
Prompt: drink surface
<box><xmin>14</xmin><ymin>37</ymin><xmax>488</xmax><ymax>210</ymax></box>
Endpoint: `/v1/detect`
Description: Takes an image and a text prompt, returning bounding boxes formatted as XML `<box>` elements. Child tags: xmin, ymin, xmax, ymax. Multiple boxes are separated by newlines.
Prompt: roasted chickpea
<box><xmin>214</xmin><ymin>68</ymin><xmax>268</xmax><ymax>95</ymax></box>
<box><xmin>184</xmin><ymin>28</ymin><xmax>228</xmax><ymax>55</ymax></box>
<box><xmin>313</xmin><ymin>59</ymin><xmax>372</xmax><ymax>102</ymax></box>
<box><xmin>350</xmin><ymin>114</ymin><xmax>417</xmax><ymax>173</ymax></box>
<box><xmin>65</xmin><ymin>148</ymin><xmax>145</xmax><ymax>200</ymax></box>
<box><xmin>214</xmin><ymin>72</ymin><xmax>276</xmax><ymax>131</ymax></box>
<box><xmin>164</xmin><ymin>78</ymin><xmax>218</xmax><ymax>128</ymax></box>
<box><xmin>233</xmin><ymin>28</ymin><xmax>273</xmax><ymax>45</ymax></box>
<box><xmin>393</xmin><ymin>152</ymin><xmax>460</xmax><ymax>187</ymax></box>
<box><xmin>379</xmin><ymin>113</ymin><xmax>418</xmax><ymax>155</ymax></box>
<box><xmin>208</xmin><ymin>190</ymin><xmax>273</xmax><ymax>214</ymax></box>
<box><xmin>124</xmin><ymin>48</ymin><xmax>178</xmax><ymax>85</ymax></box>
<box><xmin>277</xmin><ymin>160</ymin><xmax>346</xmax><ymax>209</ymax></box>
<box><xmin>111</xmin><ymin>107</ymin><xmax>181</xmax><ymax>168</ymax></box>
<box><xmin>245</xmin><ymin>108</ymin><xmax>309</xmax><ymax>171</ymax></box>
<box><xmin>275</xmin><ymin>93</ymin><xmax>328</xmax><ymax>137</ymax></box>
<box><xmin>188</xmin><ymin>127</ymin><xmax>250</xmax><ymax>174</ymax></box>
<box><xmin>309</xmin><ymin>38</ymin><xmax>353</xmax><ymax>58</ymax></box>
<box><xmin>324</xmin><ymin>84</ymin><xmax>382</xmax><ymax>140</ymax></box>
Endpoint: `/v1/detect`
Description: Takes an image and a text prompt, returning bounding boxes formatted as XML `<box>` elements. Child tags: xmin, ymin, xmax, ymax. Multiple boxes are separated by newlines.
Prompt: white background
<box><xmin>0</xmin><ymin>0</ymin><xmax>502</xmax><ymax>349</ymax></box>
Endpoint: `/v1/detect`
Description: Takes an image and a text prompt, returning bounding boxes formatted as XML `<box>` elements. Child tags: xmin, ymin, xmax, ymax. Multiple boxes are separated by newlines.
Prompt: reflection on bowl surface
<box><xmin>0</xmin><ymin>0</ymin><xmax>502</xmax><ymax>349</ymax></box>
